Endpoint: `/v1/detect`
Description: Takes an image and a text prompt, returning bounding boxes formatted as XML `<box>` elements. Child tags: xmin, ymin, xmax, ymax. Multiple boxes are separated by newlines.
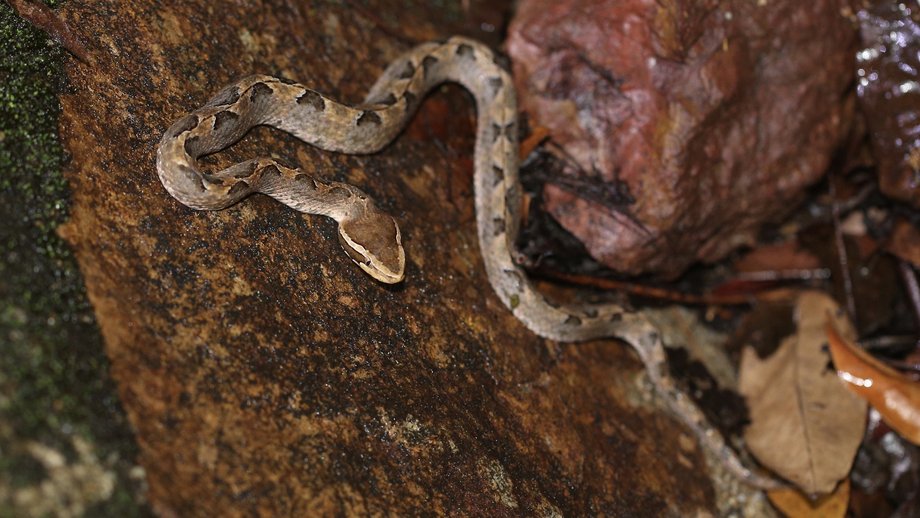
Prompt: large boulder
<box><xmin>508</xmin><ymin>0</ymin><xmax>858</xmax><ymax>277</ymax></box>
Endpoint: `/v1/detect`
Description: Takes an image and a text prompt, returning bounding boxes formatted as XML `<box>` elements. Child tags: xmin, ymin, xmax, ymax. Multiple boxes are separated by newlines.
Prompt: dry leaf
<box><xmin>734</xmin><ymin>242</ymin><xmax>822</xmax><ymax>273</ymax></box>
<box><xmin>739</xmin><ymin>291</ymin><xmax>868</xmax><ymax>494</ymax></box>
<box><xmin>826</xmin><ymin>322</ymin><xmax>920</xmax><ymax>445</ymax></box>
<box><xmin>886</xmin><ymin>218</ymin><xmax>920</xmax><ymax>269</ymax></box>
<box><xmin>767</xmin><ymin>479</ymin><xmax>850</xmax><ymax>518</ymax></box>
<box><xmin>518</xmin><ymin>124</ymin><xmax>551</xmax><ymax>160</ymax></box>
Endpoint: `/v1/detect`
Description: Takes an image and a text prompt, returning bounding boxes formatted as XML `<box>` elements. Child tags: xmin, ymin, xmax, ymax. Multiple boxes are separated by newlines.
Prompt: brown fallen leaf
<box><xmin>739</xmin><ymin>291</ymin><xmax>867</xmax><ymax>495</ymax></box>
<box><xmin>734</xmin><ymin>241</ymin><xmax>822</xmax><ymax>273</ymax></box>
<box><xmin>826</xmin><ymin>322</ymin><xmax>920</xmax><ymax>445</ymax></box>
<box><xmin>886</xmin><ymin>218</ymin><xmax>920</xmax><ymax>269</ymax></box>
<box><xmin>767</xmin><ymin>479</ymin><xmax>850</xmax><ymax>518</ymax></box>
<box><xmin>518</xmin><ymin>124</ymin><xmax>551</xmax><ymax>160</ymax></box>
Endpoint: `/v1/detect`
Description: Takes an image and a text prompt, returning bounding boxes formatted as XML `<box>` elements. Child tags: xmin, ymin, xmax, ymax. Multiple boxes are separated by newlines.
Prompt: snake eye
<box><xmin>337</xmin><ymin>217</ymin><xmax>405</xmax><ymax>284</ymax></box>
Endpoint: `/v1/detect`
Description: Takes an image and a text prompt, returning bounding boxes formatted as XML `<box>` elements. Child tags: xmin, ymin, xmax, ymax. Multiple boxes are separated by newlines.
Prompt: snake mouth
<box><xmin>337</xmin><ymin>228</ymin><xmax>405</xmax><ymax>284</ymax></box>
<box><xmin>357</xmin><ymin>259</ymin><xmax>404</xmax><ymax>284</ymax></box>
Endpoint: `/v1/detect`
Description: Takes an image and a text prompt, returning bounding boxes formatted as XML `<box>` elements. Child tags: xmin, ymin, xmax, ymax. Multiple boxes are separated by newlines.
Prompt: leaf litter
<box><xmin>738</xmin><ymin>291</ymin><xmax>867</xmax><ymax>495</ymax></box>
<box><xmin>510</xmin><ymin>4</ymin><xmax>920</xmax><ymax>514</ymax></box>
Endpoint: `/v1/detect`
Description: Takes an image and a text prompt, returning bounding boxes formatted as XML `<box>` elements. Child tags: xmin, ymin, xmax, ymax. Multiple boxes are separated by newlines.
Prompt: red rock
<box><xmin>508</xmin><ymin>0</ymin><xmax>858</xmax><ymax>277</ymax></box>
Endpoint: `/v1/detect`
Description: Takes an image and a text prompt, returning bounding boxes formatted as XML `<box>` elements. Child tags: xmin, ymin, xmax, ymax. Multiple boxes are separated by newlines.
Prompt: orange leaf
<box><xmin>734</xmin><ymin>242</ymin><xmax>822</xmax><ymax>273</ymax></box>
<box><xmin>826</xmin><ymin>321</ymin><xmax>920</xmax><ymax>445</ymax></box>
<box><xmin>518</xmin><ymin>125</ymin><xmax>551</xmax><ymax>160</ymax></box>
<box><xmin>767</xmin><ymin>479</ymin><xmax>850</xmax><ymax>518</ymax></box>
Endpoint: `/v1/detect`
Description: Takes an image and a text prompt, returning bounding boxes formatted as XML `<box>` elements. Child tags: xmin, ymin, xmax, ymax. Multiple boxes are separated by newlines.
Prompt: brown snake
<box><xmin>157</xmin><ymin>37</ymin><xmax>781</xmax><ymax>489</ymax></box>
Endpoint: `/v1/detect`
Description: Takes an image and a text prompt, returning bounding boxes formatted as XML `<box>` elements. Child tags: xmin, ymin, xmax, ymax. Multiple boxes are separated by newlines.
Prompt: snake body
<box><xmin>157</xmin><ymin>37</ymin><xmax>779</xmax><ymax>489</ymax></box>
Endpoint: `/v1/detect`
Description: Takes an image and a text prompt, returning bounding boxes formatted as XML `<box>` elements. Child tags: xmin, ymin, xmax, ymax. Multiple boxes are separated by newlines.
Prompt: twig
<box><xmin>8</xmin><ymin>0</ymin><xmax>90</xmax><ymax>62</ymax></box>
<box><xmin>734</xmin><ymin>269</ymin><xmax>831</xmax><ymax>282</ymax></box>
<box><xmin>861</xmin><ymin>334</ymin><xmax>919</xmax><ymax>350</ymax></box>
<box><xmin>899</xmin><ymin>260</ymin><xmax>920</xmax><ymax>331</ymax></box>
<box><xmin>835</xmin><ymin>182</ymin><xmax>875</xmax><ymax>213</ymax></box>
<box><xmin>518</xmin><ymin>125</ymin><xmax>550</xmax><ymax>160</ymax></box>
<box><xmin>542</xmin><ymin>140</ymin><xmax>651</xmax><ymax>238</ymax></box>
<box><xmin>829</xmin><ymin>180</ymin><xmax>858</xmax><ymax>322</ymax></box>
<box><xmin>531</xmin><ymin>269</ymin><xmax>796</xmax><ymax>306</ymax></box>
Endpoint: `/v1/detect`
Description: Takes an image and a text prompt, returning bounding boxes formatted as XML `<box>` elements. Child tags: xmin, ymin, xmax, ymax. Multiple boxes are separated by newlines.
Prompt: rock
<box><xmin>507</xmin><ymin>0</ymin><xmax>858</xmax><ymax>277</ymax></box>
<box><xmin>49</xmin><ymin>0</ymin><xmax>756</xmax><ymax>514</ymax></box>
<box><xmin>857</xmin><ymin>1</ymin><xmax>920</xmax><ymax>208</ymax></box>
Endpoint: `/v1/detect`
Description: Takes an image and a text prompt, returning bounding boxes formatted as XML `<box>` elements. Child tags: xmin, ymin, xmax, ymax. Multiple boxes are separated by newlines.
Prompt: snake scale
<box><xmin>157</xmin><ymin>36</ymin><xmax>780</xmax><ymax>489</ymax></box>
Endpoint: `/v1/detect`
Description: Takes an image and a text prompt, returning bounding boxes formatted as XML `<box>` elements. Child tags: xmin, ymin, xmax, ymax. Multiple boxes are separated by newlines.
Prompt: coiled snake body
<box><xmin>157</xmin><ymin>37</ymin><xmax>779</xmax><ymax>489</ymax></box>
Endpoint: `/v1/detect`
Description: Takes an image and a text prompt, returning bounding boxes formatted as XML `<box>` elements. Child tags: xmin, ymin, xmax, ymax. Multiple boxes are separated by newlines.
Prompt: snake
<box><xmin>156</xmin><ymin>36</ymin><xmax>782</xmax><ymax>489</ymax></box>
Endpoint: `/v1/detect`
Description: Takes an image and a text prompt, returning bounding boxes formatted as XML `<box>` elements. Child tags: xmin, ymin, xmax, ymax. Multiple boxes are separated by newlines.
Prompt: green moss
<box><xmin>0</xmin><ymin>2</ymin><xmax>149</xmax><ymax>515</ymax></box>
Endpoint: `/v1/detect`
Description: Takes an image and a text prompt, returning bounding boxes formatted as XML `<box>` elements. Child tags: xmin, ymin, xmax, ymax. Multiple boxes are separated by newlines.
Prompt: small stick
<box><xmin>533</xmin><ymin>269</ymin><xmax>797</xmax><ymax>306</ymax></box>
<box><xmin>830</xmin><ymin>180</ymin><xmax>857</xmax><ymax>322</ymax></box>
<box><xmin>518</xmin><ymin>125</ymin><xmax>550</xmax><ymax>160</ymax></box>
<box><xmin>734</xmin><ymin>269</ymin><xmax>831</xmax><ymax>282</ymax></box>
<box><xmin>861</xmin><ymin>334</ymin><xmax>919</xmax><ymax>350</ymax></box>
<box><xmin>8</xmin><ymin>0</ymin><xmax>90</xmax><ymax>62</ymax></box>
<box><xmin>899</xmin><ymin>260</ymin><xmax>920</xmax><ymax>332</ymax></box>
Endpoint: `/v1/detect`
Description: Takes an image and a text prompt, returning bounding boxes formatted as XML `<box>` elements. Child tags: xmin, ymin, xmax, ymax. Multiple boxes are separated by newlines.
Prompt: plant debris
<box><xmin>767</xmin><ymin>479</ymin><xmax>850</xmax><ymax>518</ymax></box>
<box><xmin>827</xmin><ymin>322</ymin><xmax>920</xmax><ymax>446</ymax></box>
<box><xmin>738</xmin><ymin>291</ymin><xmax>867</xmax><ymax>495</ymax></box>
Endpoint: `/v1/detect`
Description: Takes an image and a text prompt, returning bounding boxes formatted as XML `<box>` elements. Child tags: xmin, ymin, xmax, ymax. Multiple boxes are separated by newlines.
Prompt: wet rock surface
<box><xmin>507</xmin><ymin>0</ymin><xmax>858</xmax><ymax>278</ymax></box>
<box><xmin>46</xmin><ymin>0</ymin><xmax>756</xmax><ymax>514</ymax></box>
<box><xmin>857</xmin><ymin>1</ymin><xmax>920</xmax><ymax>208</ymax></box>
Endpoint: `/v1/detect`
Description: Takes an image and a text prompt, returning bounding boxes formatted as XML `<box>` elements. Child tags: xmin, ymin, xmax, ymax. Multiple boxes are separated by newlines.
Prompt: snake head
<box><xmin>338</xmin><ymin>212</ymin><xmax>405</xmax><ymax>284</ymax></box>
